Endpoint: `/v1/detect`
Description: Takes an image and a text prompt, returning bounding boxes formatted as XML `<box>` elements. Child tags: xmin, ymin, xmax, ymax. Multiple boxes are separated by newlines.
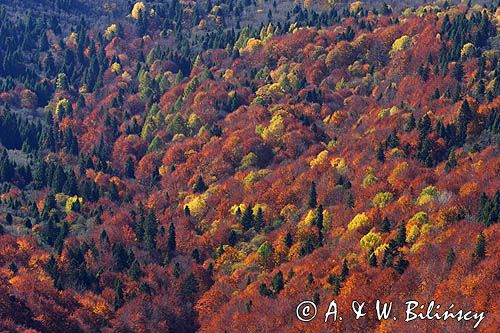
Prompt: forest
<box><xmin>0</xmin><ymin>0</ymin><xmax>499</xmax><ymax>332</ymax></box>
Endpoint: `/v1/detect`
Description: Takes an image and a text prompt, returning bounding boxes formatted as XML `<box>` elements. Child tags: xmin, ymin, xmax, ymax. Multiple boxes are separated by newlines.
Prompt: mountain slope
<box><xmin>0</xmin><ymin>1</ymin><xmax>499</xmax><ymax>332</ymax></box>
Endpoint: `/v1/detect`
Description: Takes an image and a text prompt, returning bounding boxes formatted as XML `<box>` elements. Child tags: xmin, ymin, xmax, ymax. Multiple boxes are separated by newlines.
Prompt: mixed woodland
<box><xmin>0</xmin><ymin>0</ymin><xmax>499</xmax><ymax>332</ymax></box>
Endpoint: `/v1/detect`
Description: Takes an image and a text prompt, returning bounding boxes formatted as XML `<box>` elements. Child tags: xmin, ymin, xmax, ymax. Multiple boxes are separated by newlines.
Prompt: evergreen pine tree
<box><xmin>255</xmin><ymin>207</ymin><xmax>264</xmax><ymax>232</ymax></box>
<box><xmin>284</xmin><ymin>232</ymin><xmax>293</xmax><ymax>247</ymax></box>
<box><xmin>193</xmin><ymin>175</ymin><xmax>208</xmax><ymax>193</ymax></box>
<box><xmin>396</xmin><ymin>223</ymin><xmax>406</xmax><ymax>247</ymax></box>
<box><xmin>381</xmin><ymin>217</ymin><xmax>391</xmax><ymax>233</ymax></box>
<box><xmin>308</xmin><ymin>182</ymin><xmax>317</xmax><ymax>209</ymax></box>
<box><xmin>128</xmin><ymin>260</ymin><xmax>142</xmax><ymax>281</ymax></box>
<box><xmin>125</xmin><ymin>156</ymin><xmax>135</xmax><ymax>178</ymax></box>
<box><xmin>271</xmin><ymin>271</ymin><xmax>284</xmax><ymax>295</ymax></box>
<box><xmin>167</xmin><ymin>223</ymin><xmax>176</xmax><ymax>259</ymax></box>
<box><xmin>472</xmin><ymin>232</ymin><xmax>486</xmax><ymax>262</ymax></box>
<box><xmin>446</xmin><ymin>248</ymin><xmax>456</xmax><ymax>268</ymax></box>
<box><xmin>241</xmin><ymin>204</ymin><xmax>253</xmax><ymax>230</ymax></box>
<box><xmin>113</xmin><ymin>279</ymin><xmax>124</xmax><ymax>309</ymax></box>
<box><xmin>394</xmin><ymin>253</ymin><xmax>409</xmax><ymax>274</ymax></box>
<box><xmin>376</xmin><ymin>143</ymin><xmax>385</xmax><ymax>162</ymax></box>
<box><xmin>340</xmin><ymin>259</ymin><xmax>349</xmax><ymax>281</ymax></box>
<box><xmin>368</xmin><ymin>248</ymin><xmax>377</xmax><ymax>267</ymax></box>
<box><xmin>453</xmin><ymin>62</ymin><xmax>464</xmax><ymax>81</ymax></box>
<box><xmin>181</xmin><ymin>273</ymin><xmax>199</xmax><ymax>297</ymax></box>
<box><xmin>144</xmin><ymin>209</ymin><xmax>158</xmax><ymax>251</ymax></box>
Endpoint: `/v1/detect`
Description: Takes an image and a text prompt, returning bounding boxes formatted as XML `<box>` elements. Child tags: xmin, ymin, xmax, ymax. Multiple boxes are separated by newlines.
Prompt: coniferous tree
<box><xmin>376</xmin><ymin>143</ymin><xmax>385</xmax><ymax>162</ymax></box>
<box><xmin>192</xmin><ymin>249</ymin><xmax>201</xmax><ymax>263</ymax></box>
<box><xmin>52</xmin><ymin>165</ymin><xmax>66</xmax><ymax>193</ymax></box>
<box><xmin>395</xmin><ymin>223</ymin><xmax>406</xmax><ymax>247</ymax></box>
<box><xmin>394</xmin><ymin>253</ymin><xmax>409</xmax><ymax>274</ymax></box>
<box><xmin>0</xmin><ymin>151</ymin><xmax>15</xmax><ymax>182</ymax></box>
<box><xmin>43</xmin><ymin>192</ymin><xmax>57</xmax><ymax>215</ymax></box>
<box><xmin>43</xmin><ymin>212</ymin><xmax>59</xmax><ymax>246</ymax></box>
<box><xmin>308</xmin><ymin>182</ymin><xmax>317</xmax><ymax>209</ymax></box>
<box><xmin>453</xmin><ymin>62</ymin><xmax>464</xmax><ymax>82</ymax></box>
<box><xmin>259</xmin><ymin>283</ymin><xmax>273</xmax><ymax>297</ymax></box>
<box><xmin>228</xmin><ymin>229</ymin><xmax>238</xmax><ymax>246</ymax></box>
<box><xmin>144</xmin><ymin>209</ymin><xmax>158</xmax><ymax>251</ymax></box>
<box><xmin>112</xmin><ymin>242</ymin><xmax>130</xmax><ymax>271</ymax></box>
<box><xmin>241</xmin><ymin>204</ymin><xmax>253</xmax><ymax>230</ymax></box>
<box><xmin>472</xmin><ymin>232</ymin><xmax>486</xmax><ymax>262</ymax></box>
<box><xmin>167</xmin><ymin>223</ymin><xmax>176</xmax><ymax>260</ymax></box>
<box><xmin>445</xmin><ymin>149</ymin><xmax>457</xmax><ymax>172</ymax></box>
<box><xmin>316</xmin><ymin>205</ymin><xmax>324</xmax><ymax>245</ymax></box>
<box><xmin>181</xmin><ymin>273</ymin><xmax>199</xmax><ymax>297</ymax></box>
<box><xmin>339</xmin><ymin>259</ymin><xmax>348</xmax><ymax>281</ymax></box>
<box><xmin>173</xmin><ymin>262</ymin><xmax>181</xmax><ymax>278</ymax></box>
<box><xmin>381</xmin><ymin>217</ymin><xmax>391</xmax><ymax>233</ymax></box>
<box><xmin>64</xmin><ymin>170</ymin><xmax>78</xmax><ymax>195</ymax></box>
<box><xmin>128</xmin><ymin>260</ymin><xmax>142</xmax><ymax>281</ymax></box>
<box><xmin>329</xmin><ymin>274</ymin><xmax>341</xmax><ymax>296</ymax></box>
<box><xmin>271</xmin><ymin>271</ymin><xmax>284</xmax><ymax>295</ymax></box>
<box><xmin>5</xmin><ymin>213</ymin><xmax>13</xmax><ymax>225</ymax></box>
<box><xmin>184</xmin><ymin>205</ymin><xmax>191</xmax><ymax>216</ymax></box>
<box><xmin>255</xmin><ymin>207</ymin><xmax>264</xmax><ymax>232</ymax></box>
<box><xmin>113</xmin><ymin>279</ymin><xmax>124</xmax><ymax>310</ymax></box>
<box><xmin>368</xmin><ymin>248</ymin><xmax>377</xmax><ymax>267</ymax></box>
<box><xmin>125</xmin><ymin>156</ymin><xmax>135</xmax><ymax>178</ymax></box>
<box><xmin>284</xmin><ymin>232</ymin><xmax>293</xmax><ymax>247</ymax></box>
<box><xmin>307</xmin><ymin>272</ymin><xmax>314</xmax><ymax>285</ymax></box>
<box><xmin>193</xmin><ymin>175</ymin><xmax>208</xmax><ymax>193</ymax></box>
<box><xmin>446</xmin><ymin>248</ymin><xmax>456</xmax><ymax>268</ymax></box>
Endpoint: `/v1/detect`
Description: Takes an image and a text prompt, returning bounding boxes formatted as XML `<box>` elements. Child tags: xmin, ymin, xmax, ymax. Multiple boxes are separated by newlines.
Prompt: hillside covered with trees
<box><xmin>0</xmin><ymin>0</ymin><xmax>499</xmax><ymax>332</ymax></box>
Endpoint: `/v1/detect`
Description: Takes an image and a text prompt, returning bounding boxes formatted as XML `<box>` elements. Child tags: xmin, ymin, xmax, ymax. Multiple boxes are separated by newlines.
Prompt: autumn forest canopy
<box><xmin>0</xmin><ymin>0</ymin><xmax>499</xmax><ymax>332</ymax></box>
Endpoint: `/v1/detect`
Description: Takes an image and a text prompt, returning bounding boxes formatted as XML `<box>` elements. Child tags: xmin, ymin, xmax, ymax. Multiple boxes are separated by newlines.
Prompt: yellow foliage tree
<box><xmin>436</xmin><ymin>206</ymin><xmax>462</xmax><ymax>228</ymax></box>
<box><xmin>131</xmin><ymin>2</ymin><xmax>146</xmax><ymax>20</ymax></box>
<box><xmin>215</xmin><ymin>245</ymin><xmax>244</xmax><ymax>274</ymax></box>
<box><xmin>185</xmin><ymin>193</ymin><xmax>208</xmax><ymax>217</ymax></box>
<box><xmin>65</xmin><ymin>196</ymin><xmax>83</xmax><ymax>214</ymax></box>
<box><xmin>406</xmin><ymin>224</ymin><xmax>420</xmax><ymax>243</ymax></box>
<box><xmin>111</xmin><ymin>62</ymin><xmax>121</xmax><ymax>74</ymax></box>
<box><xmin>242</xmin><ymin>38</ymin><xmax>263</xmax><ymax>54</ymax></box>
<box><xmin>310</xmin><ymin>150</ymin><xmax>329</xmax><ymax>168</ymax></box>
<box><xmin>259</xmin><ymin>113</ymin><xmax>285</xmax><ymax>145</ymax></box>
<box><xmin>461</xmin><ymin>43</ymin><xmax>475</xmax><ymax>58</ymax></box>
<box><xmin>362</xmin><ymin>168</ymin><xmax>377</xmax><ymax>188</ymax></box>
<box><xmin>229</xmin><ymin>203</ymin><xmax>246</xmax><ymax>215</ymax></box>
<box><xmin>360</xmin><ymin>231</ymin><xmax>382</xmax><ymax>249</ymax></box>
<box><xmin>372</xmin><ymin>192</ymin><xmax>394</xmax><ymax>208</ymax></box>
<box><xmin>350</xmin><ymin>1</ymin><xmax>364</xmax><ymax>13</ymax></box>
<box><xmin>416</xmin><ymin>186</ymin><xmax>438</xmax><ymax>205</ymax></box>
<box><xmin>55</xmin><ymin>98</ymin><xmax>69</xmax><ymax>116</ymax></box>
<box><xmin>348</xmin><ymin>213</ymin><xmax>370</xmax><ymax>231</ymax></box>
<box><xmin>390</xmin><ymin>35</ymin><xmax>412</xmax><ymax>56</ymax></box>
<box><xmin>302</xmin><ymin>209</ymin><xmax>316</xmax><ymax>226</ymax></box>
<box><xmin>331</xmin><ymin>157</ymin><xmax>348</xmax><ymax>175</ymax></box>
<box><xmin>243</xmin><ymin>169</ymin><xmax>271</xmax><ymax>188</ymax></box>
<box><xmin>388</xmin><ymin>161</ymin><xmax>409</xmax><ymax>187</ymax></box>
<box><xmin>104</xmin><ymin>24</ymin><xmax>118</xmax><ymax>40</ymax></box>
<box><xmin>409</xmin><ymin>211</ymin><xmax>428</xmax><ymax>225</ymax></box>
